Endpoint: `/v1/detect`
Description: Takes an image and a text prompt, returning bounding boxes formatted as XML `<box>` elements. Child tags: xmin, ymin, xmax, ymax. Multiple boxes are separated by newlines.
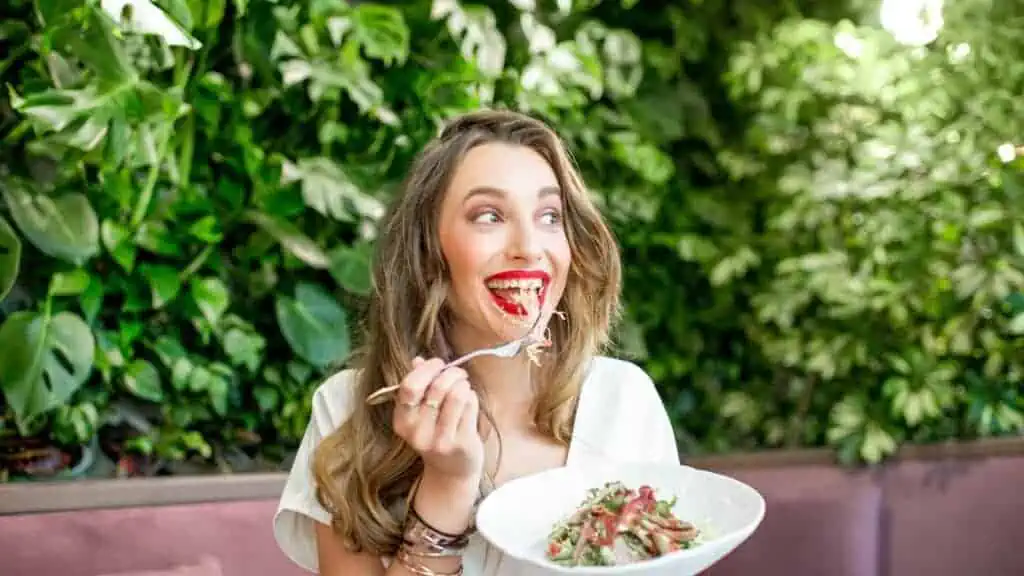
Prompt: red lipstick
<box><xmin>484</xmin><ymin>270</ymin><xmax>550</xmax><ymax>316</ymax></box>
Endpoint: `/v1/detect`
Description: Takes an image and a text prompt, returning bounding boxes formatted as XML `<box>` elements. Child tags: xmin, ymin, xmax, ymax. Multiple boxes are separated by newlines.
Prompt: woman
<box><xmin>274</xmin><ymin>109</ymin><xmax>679</xmax><ymax>575</ymax></box>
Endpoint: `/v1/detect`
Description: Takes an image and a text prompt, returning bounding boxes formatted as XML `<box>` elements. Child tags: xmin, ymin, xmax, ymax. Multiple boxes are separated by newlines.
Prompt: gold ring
<box><xmin>400</xmin><ymin>401</ymin><xmax>420</xmax><ymax>408</ymax></box>
<box><xmin>424</xmin><ymin>400</ymin><xmax>440</xmax><ymax>410</ymax></box>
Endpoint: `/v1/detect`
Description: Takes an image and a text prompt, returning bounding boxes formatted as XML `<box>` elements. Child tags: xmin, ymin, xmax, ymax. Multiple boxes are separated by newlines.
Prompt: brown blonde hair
<box><xmin>311</xmin><ymin>109</ymin><xmax>622</xmax><ymax>555</ymax></box>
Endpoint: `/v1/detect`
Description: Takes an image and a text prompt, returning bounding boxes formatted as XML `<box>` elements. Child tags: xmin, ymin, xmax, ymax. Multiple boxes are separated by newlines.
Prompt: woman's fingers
<box><xmin>409</xmin><ymin>367</ymin><xmax>465</xmax><ymax>449</ymax></box>
<box><xmin>396</xmin><ymin>357</ymin><xmax>445</xmax><ymax>407</ymax></box>
<box><xmin>389</xmin><ymin>359</ymin><xmax>486</xmax><ymax>480</ymax></box>
<box><xmin>392</xmin><ymin>358</ymin><xmax>443</xmax><ymax>438</ymax></box>
<box><xmin>435</xmin><ymin>379</ymin><xmax>472</xmax><ymax>452</ymax></box>
<box><xmin>421</xmin><ymin>367</ymin><xmax>466</xmax><ymax>409</ymax></box>
<box><xmin>456</xmin><ymin>383</ymin><xmax>480</xmax><ymax>437</ymax></box>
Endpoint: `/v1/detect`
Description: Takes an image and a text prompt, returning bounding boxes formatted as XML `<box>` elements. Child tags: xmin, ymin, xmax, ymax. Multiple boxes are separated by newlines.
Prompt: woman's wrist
<box><xmin>411</xmin><ymin>470</ymin><xmax>480</xmax><ymax>535</ymax></box>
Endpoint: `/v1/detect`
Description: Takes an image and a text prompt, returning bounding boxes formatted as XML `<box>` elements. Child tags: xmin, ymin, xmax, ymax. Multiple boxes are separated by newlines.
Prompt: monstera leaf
<box><xmin>1</xmin><ymin>182</ymin><xmax>99</xmax><ymax>265</ymax></box>
<box><xmin>275</xmin><ymin>282</ymin><xmax>350</xmax><ymax>368</ymax></box>
<box><xmin>0</xmin><ymin>215</ymin><xmax>20</xmax><ymax>301</ymax></box>
<box><xmin>329</xmin><ymin>241</ymin><xmax>373</xmax><ymax>296</ymax></box>
<box><xmin>0</xmin><ymin>310</ymin><xmax>95</xmax><ymax>434</ymax></box>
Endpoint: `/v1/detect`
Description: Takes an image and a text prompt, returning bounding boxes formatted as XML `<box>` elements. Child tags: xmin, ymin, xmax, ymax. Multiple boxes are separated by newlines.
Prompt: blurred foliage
<box><xmin>0</xmin><ymin>0</ymin><xmax>1021</xmax><ymax>478</ymax></box>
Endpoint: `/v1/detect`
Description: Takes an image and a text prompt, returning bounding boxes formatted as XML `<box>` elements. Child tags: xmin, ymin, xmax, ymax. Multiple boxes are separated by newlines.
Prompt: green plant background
<box><xmin>1</xmin><ymin>0</ymin><xmax>1022</xmax><ymax>477</ymax></box>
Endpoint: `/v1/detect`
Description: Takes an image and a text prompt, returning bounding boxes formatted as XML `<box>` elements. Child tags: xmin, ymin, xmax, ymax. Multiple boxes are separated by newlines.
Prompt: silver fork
<box><xmin>364</xmin><ymin>312</ymin><xmax>545</xmax><ymax>405</ymax></box>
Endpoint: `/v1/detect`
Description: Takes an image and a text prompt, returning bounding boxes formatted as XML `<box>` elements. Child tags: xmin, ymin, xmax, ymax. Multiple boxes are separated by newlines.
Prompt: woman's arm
<box><xmin>315</xmin><ymin>471</ymin><xmax>479</xmax><ymax>576</ymax></box>
<box><xmin>315</xmin><ymin>523</ymin><xmax>385</xmax><ymax>576</ymax></box>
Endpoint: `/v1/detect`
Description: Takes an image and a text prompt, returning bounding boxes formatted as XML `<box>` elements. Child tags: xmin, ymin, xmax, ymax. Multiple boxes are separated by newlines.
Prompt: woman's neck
<box><xmin>465</xmin><ymin>354</ymin><xmax>536</xmax><ymax>417</ymax></box>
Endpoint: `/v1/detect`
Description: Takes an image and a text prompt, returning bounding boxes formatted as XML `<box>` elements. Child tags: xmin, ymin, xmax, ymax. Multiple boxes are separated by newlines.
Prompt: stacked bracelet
<box><xmin>395</xmin><ymin>547</ymin><xmax>464</xmax><ymax>576</ymax></box>
<box><xmin>397</xmin><ymin>506</ymin><xmax>471</xmax><ymax>575</ymax></box>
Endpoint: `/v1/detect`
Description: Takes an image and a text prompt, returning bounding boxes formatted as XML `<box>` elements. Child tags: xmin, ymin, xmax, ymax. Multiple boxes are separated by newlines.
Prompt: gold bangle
<box><xmin>395</xmin><ymin>546</ymin><xmax>464</xmax><ymax>576</ymax></box>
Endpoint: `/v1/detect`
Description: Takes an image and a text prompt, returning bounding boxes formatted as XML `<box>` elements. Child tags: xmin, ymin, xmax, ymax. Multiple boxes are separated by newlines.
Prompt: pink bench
<box><xmin>2</xmin><ymin>440</ymin><xmax>1022</xmax><ymax>576</ymax></box>
<box><xmin>704</xmin><ymin>440</ymin><xmax>1024</xmax><ymax>576</ymax></box>
<box><xmin>0</xmin><ymin>475</ymin><xmax>305</xmax><ymax>576</ymax></box>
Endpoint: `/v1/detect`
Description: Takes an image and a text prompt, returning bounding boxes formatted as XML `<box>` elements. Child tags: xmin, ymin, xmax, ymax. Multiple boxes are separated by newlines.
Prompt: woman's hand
<box><xmin>392</xmin><ymin>357</ymin><xmax>486</xmax><ymax>484</ymax></box>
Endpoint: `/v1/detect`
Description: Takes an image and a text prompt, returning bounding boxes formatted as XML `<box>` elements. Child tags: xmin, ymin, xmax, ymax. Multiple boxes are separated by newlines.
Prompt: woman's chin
<box><xmin>481</xmin><ymin>307</ymin><xmax>535</xmax><ymax>341</ymax></box>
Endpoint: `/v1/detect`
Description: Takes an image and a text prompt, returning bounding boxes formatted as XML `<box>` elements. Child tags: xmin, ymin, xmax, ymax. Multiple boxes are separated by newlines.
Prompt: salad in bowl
<box><xmin>474</xmin><ymin>461</ymin><xmax>764</xmax><ymax>575</ymax></box>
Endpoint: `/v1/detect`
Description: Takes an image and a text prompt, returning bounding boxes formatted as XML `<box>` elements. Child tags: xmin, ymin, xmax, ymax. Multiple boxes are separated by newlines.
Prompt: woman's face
<box><xmin>438</xmin><ymin>142</ymin><xmax>571</xmax><ymax>348</ymax></box>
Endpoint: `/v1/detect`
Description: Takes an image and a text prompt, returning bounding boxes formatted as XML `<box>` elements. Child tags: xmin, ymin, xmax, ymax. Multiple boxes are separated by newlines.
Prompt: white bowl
<box><xmin>474</xmin><ymin>461</ymin><xmax>765</xmax><ymax>575</ymax></box>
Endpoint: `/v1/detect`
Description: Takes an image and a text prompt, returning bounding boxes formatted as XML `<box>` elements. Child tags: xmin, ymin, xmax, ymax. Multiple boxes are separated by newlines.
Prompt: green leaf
<box><xmin>602</xmin><ymin>30</ymin><xmax>644</xmax><ymax>98</ymax></box>
<box><xmin>37</xmin><ymin>2</ymin><xmax>136</xmax><ymax>84</ymax></box>
<box><xmin>0</xmin><ymin>215</ymin><xmax>21</xmax><ymax>302</ymax></box>
<box><xmin>0</xmin><ymin>311</ymin><xmax>95</xmax><ymax>433</ymax></box>
<box><xmin>159</xmin><ymin>0</ymin><xmax>194</xmax><ymax>30</ymax></box>
<box><xmin>49</xmin><ymin>269</ymin><xmax>90</xmax><ymax>296</ymax></box>
<box><xmin>968</xmin><ymin>206</ymin><xmax>1005</xmax><ymax>229</ymax></box>
<box><xmin>51</xmin><ymin>402</ymin><xmax>99</xmax><ymax>445</ymax></box>
<box><xmin>188</xmin><ymin>215</ymin><xmax>223</xmax><ymax>243</ymax></box>
<box><xmin>433</xmin><ymin>2</ymin><xmax>506</xmax><ymax>76</ymax></box>
<box><xmin>140</xmin><ymin>264</ymin><xmax>183</xmax><ymax>308</ymax></box>
<box><xmin>79</xmin><ymin>277</ymin><xmax>104</xmax><ymax>324</ymax></box>
<box><xmin>275</xmin><ymin>282</ymin><xmax>350</xmax><ymax>367</ymax></box>
<box><xmin>253</xmin><ymin>385</ymin><xmax>279</xmax><ymax>413</ymax></box>
<box><xmin>151</xmin><ymin>335</ymin><xmax>188</xmax><ymax>367</ymax></box>
<box><xmin>1008</xmin><ymin>313</ymin><xmax>1024</xmax><ymax>335</ymax></box>
<box><xmin>108</xmin><ymin>0</ymin><xmax>201</xmax><ymax>48</ymax></box>
<box><xmin>190</xmin><ymin>277</ymin><xmax>230</xmax><ymax>325</ymax></box>
<box><xmin>860</xmin><ymin>423</ymin><xmax>897</xmax><ymax>463</ymax></box>
<box><xmin>608</xmin><ymin>132</ymin><xmax>675</xmax><ymax>185</ymax></box>
<box><xmin>208</xmin><ymin>373</ymin><xmax>229</xmax><ymax>416</ymax></box>
<box><xmin>287</xmin><ymin>157</ymin><xmax>385</xmax><ymax>222</ymax></box>
<box><xmin>329</xmin><ymin>242</ymin><xmax>373</xmax><ymax>295</ymax></box>
<box><xmin>676</xmin><ymin>234</ymin><xmax>717</xmax><ymax>262</ymax></box>
<box><xmin>101</xmin><ymin>219</ymin><xmax>136</xmax><ymax>272</ymax></box>
<box><xmin>186</xmin><ymin>0</ymin><xmax>225</xmax><ymax>29</ymax></box>
<box><xmin>1</xmin><ymin>182</ymin><xmax>99</xmax><ymax>265</ymax></box>
<box><xmin>222</xmin><ymin>326</ymin><xmax>266</xmax><ymax>373</ymax></box>
<box><xmin>243</xmin><ymin>209</ymin><xmax>330</xmax><ymax>269</ymax></box>
<box><xmin>122</xmin><ymin>358</ymin><xmax>164</xmax><ymax>402</ymax></box>
<box><xmin>135</xmin><ymin>222</ymin><xmax>180</xmax><ymax>256</ymax></box>
<box><xmin>1013</xmin><ymin>223</ymin><xmax>1024</xmax><ymax>257</ymax></box>
<box><xmin>12</xmin><ymin>85</ymin><xmax>119</xmax><ymax>149</ymax></box>
<box><xmin>11</xmin><ymin>80</ymin><xmax>184</xmax><ymax>166</ymax></box>
<box><xmin>350</xmin><ymin>4</ymin><xmax>410</xmax><ymax>66</ymax></box>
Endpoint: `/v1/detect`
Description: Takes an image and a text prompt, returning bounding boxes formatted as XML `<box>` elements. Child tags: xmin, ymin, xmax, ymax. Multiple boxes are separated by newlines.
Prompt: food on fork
<box><xmin>483</xmin><ymin>269</ymin><xmax>555</xmax><ymax>366</ymax></box>
<box><xmin>363</xmin><ymin>273</ymin><xmax>558</xmax><ymax>405</ymax></box>
<box><xmin>545</xmin><ymin>481</ymin><xmax>702</xmax><ymax>567</ymax></box>
<box><xmin>505</xmin><ymin>288</ymin><xmax>551</xmax><ymax>366</ymax></box>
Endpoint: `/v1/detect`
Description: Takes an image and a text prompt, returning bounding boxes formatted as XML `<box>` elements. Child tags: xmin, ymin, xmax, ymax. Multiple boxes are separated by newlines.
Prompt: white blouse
<box><xmin>273</xmin><ymin>356</ymin><xmax>680</xmax><ymax>575</ymax></box>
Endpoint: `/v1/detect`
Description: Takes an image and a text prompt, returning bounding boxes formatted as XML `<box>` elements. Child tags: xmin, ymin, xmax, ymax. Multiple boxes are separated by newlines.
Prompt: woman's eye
<box><xmin>540</xmin><ymin>209</ymin><xmax>562</xmax><ymax>225</ymax></box>
<box><xmin>472</xmin><ymin>209</ymin><xmax>500</xmax><ymax>224</ymax></box>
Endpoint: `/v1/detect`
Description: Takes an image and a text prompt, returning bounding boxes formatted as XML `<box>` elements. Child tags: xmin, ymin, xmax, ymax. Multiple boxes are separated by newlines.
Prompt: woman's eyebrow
<box><xmin>462</xmin><ymin>185</ymin><xmax>561</xmax><ymax>205</ymax></box>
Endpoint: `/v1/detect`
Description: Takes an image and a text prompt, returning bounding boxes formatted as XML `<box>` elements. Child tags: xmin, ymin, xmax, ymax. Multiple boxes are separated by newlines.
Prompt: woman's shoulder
<box><xmin>575</xmin><ymin>356</ymin><xmax>678</xmax><ymax>462</ymax></box>
<box><xmin>585</xmin><ymin>356</ymin><xmax>656</xmax><ymax>392</ymax></box>
<box><xmin>581</xmin><ymin>356</ymin><xmax>664</xmax><ymax>412</ymax></box>
<box><xmin>307</xmin><ymin>367</ymin><xmax>362</xmax><ymax>435</ymax></box>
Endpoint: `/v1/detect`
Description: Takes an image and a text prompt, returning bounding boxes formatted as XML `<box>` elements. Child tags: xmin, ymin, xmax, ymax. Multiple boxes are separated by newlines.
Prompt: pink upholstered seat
<box><xmin>0</xmin><ymin>500</ymin><xmax>306</xmax><ymax>576</ymax></box>
<box><xmin>703</xmin><ymin>464</ymin><xmax>884</xmax><ymax>576</ymax></box>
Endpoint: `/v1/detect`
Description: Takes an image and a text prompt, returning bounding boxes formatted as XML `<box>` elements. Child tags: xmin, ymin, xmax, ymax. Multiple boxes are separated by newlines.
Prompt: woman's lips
<box><xmin>488</xmin><ymin>285</ymin><xmax>547</xmax><ymax>316</ymax></box>
<box><xmin>484</xmin><ymin>270</ymin><xmax>551</xmax><ymax>316</ymax></box>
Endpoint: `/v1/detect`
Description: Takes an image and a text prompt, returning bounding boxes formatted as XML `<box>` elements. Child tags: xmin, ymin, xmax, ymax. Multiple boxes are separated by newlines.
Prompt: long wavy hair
<box><xmin>311</xmin><ymin>109</ymin><xmax>622</xmax><ymax>555</ymax></box>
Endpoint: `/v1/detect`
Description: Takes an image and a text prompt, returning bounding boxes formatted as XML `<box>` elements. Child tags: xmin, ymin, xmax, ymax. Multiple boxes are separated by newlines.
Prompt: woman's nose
<box><xmin>507</xmin><ymin>221</ymin><xmax>543</xmax><ymax>262</ymax></box>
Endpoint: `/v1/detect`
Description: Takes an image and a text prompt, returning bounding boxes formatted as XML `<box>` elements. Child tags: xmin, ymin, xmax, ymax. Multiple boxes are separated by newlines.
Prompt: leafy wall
<box><xmin>0</xmin><ymin>0</ymin><xmax>1021</xmax><ymax>479</ymax></box>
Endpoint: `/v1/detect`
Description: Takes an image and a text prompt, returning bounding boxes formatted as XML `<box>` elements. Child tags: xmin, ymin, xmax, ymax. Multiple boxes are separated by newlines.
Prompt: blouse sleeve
<box><xmin>643</xmin><ymin>378</ymin><xmax>681</xmax><ymax>466</ymax></box>
<box><xmin>576</xmin><ymin>358</ymin><xmax>681</xmax><ymax>466</ymax></box>
<box><xmin>273</xmin><ymin>370</ymin><xmax>358</xmax><ymax>574</ymax></box>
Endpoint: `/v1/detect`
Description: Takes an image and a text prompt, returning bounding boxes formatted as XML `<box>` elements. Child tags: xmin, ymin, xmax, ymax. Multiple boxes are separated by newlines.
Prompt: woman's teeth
<box><xmin>485</xmin><ymin>278</ymin><xmax>544</xmax><ymax>318</ymax></box>
<box><xmin>485</xmin><ymin>278</ymin><xmax>544</xmax><ymax>290</ymax></box>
